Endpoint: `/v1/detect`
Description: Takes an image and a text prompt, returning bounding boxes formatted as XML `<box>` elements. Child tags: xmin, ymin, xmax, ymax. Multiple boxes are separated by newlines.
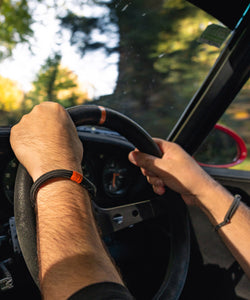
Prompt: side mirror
<box><xmin>194</xmin><ymin>124</ymin><xmax>247</xmax><ymax>168</ymax></box>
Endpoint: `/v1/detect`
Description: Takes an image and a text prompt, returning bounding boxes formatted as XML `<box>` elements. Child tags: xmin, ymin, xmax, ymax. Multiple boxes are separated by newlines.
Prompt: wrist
<box><xmin>193</xmin><ymin>179</ymin><xmax>235</xmax><ymax>225</ymax></box>
<box><xmin>36</xmin><ymin>179</ymin><xmax>91</xmax><ymax>216</ymax></box>
<box><xmin>32</xmin><ymin>162</ymin><xmax>83</xmax><ymax>182</ymax></box>
<box><xmin>31</xmin><ymin>169</ymin><xmax>96</xmax><ymax>208</ymax></box>
<box><xmin>181</xmin><ymin>168</ymin><xmax>218</xmax><ymax>207</ymax></box>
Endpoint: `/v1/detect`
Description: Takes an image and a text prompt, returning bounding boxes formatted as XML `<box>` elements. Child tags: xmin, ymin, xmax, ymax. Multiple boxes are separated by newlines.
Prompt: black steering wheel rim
<box><xmin>14</xmin><ymin>105</ymin><xmax>190</xmax><ymax>299</ymax></box>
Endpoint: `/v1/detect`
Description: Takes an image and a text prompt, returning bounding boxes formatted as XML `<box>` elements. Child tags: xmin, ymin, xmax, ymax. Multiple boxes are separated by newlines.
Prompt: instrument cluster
<box><xmin>2</xmin><ymin>147</ymin><xmax>153</xmax><ymax>209</ymax></box>
<box><xmin>81</xmin><ymin>150</ymin><xmax>149</xmax><ymax>208</ymax></box>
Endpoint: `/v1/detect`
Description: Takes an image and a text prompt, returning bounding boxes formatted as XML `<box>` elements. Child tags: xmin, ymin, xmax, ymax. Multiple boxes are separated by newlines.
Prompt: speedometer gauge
<box><xmin>102</xmin><ymin>159</ymin><xmax>129</xmax><ymax>197</ymax></box>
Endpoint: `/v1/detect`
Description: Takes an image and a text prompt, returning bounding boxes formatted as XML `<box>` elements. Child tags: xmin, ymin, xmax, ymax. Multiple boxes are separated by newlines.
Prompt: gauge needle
<box><xmin>112</xmin><ymin>173</ymin><xmax>120</xmax><ymax>188</ymax></box>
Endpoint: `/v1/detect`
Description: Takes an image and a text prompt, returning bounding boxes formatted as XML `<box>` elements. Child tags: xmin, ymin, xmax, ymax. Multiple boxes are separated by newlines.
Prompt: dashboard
<box><xmin>2</xmin><ymin>125</ymin><xmax>244</xmax><ymax>299</ymax></box>
<box><xmin>0</xmin><ymin>126</ymin><xmax>155</xmax><ymax>211</ymax></box>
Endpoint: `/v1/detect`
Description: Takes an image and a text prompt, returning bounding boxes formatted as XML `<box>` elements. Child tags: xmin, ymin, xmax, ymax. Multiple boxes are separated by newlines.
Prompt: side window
<box><xmin>219</xmin><ymin>79</ymin><xmax>250</xmax><ymax>171</ymax></box>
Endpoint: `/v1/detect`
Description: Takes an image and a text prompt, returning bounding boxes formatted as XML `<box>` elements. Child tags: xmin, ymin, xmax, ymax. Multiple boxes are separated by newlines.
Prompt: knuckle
<box><xmin>31</xmin><ymin>103</ymin><xmax>42</xmax><ymax>112</ymax></box>
<box><xmin>31</xmin><ymin>102</ymin><xmax>65</xmax><ymax>118</ymax></box>
<box><xmin>37</xmin><ymin>101</ymin><xmax>62</xmax><ymax>111</ymax></box>
<box><xmin>142</xmin><ymin>155</ymin><xmax>153</xmax><ymax>168</ymax></box>
<box><xmin>147</xmin><ymin>176</ymin><xmax>163</xmax><ymax>187</ymax></box>
<box><xmin>10</xmin><ymin>125</ymin><xmax>17</xmax><ymax>140</ymax></box>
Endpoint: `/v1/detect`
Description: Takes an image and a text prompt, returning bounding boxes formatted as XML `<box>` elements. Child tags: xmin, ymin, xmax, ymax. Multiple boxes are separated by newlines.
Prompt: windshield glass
<box><xmin>0</xmin><ymin>0</ymin><xmax>224</xmax><ymax>138</ymax></box>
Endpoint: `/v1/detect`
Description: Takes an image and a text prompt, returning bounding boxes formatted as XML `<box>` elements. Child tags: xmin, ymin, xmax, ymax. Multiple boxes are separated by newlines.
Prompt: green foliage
<box><xmin>23</xmin><ymin>53</ymin><xmax>89</xmax><ymax>112</ymax></box>
<box><xmin>1</xmin><ymin>0</ymin><xmax>249</xmax><ymax>169</ymax></box>
<box><xmin>77</xmin><ymin>0</ymin><xmax>221</xmax><ymax>137</ymax></box>
<box><xmin>60</xmin><ymin>0</ymin><xmax>220</xmax><ymax>104</ymax></box>
<box><xmin>59</xmin><ymin>12</ymin><xmax>110</xmax><ymax>55</ymax></box>
<box><xmin>232</xmin><ymin>158</ymin><xmax>250</xmax><ymax>171</ymax></box>
<box><xmin>27</xmin><ymin>53</ymin><xmax>62</xmax><ymax>104</ymax></box>
<box><xmin>0</xmin><ymin>0</ymin><xmax>34</xmax><ymax>58</ymax></box>
<box><xmin>194</xmin><ymin>127</ymin><xmax>238</xmax><ymax>165</ymax></box>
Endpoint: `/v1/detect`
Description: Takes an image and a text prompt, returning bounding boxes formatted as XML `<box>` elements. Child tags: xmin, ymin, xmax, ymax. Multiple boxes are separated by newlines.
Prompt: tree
<box><xmin>59</xmin><ymin>0</ymin><xmax>220</xmax><ymax>136</ymax></box>
<box><xmin>0</xmin><ymin>0</ymin><xmax>33</xmax><ymax>59</ymax></box>
<box><xmin>24</xmin><ymin>53</ymin><xmax>90</xmax><ymax>110</ymax></box>
<box><xmin>0</xmin><ymin>75</ymin><xmax>24</xmax><ymax>125</ymax></box>
<box><xmin>0</xmin><ymin>75</ymin><xmax>23</xmax><ymax>110</ymax></box>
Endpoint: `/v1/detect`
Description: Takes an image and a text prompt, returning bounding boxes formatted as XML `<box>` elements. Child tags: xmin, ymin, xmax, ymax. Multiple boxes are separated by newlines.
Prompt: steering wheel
<box><xmin>14</xmin><ymin>105</ymin><xmax>190</xmax><ymax>300</ymax></box>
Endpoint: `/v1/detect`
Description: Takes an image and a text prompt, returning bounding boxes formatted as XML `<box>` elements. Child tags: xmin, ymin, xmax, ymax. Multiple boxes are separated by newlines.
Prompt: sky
<box><xmin>0</xmin><ymin>0</ymin><xmax>119</xmax><ymax>98</ymax></box>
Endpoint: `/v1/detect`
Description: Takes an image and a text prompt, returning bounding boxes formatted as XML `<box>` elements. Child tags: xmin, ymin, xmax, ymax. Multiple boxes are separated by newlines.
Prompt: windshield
<box><xmin>0</xmin><ymin>0</ymin><xmax>224</xmax><ymax>138</ymax></box>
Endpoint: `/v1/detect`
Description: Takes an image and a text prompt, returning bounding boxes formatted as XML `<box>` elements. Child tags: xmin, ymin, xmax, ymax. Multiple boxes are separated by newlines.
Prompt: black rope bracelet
<box><xmin>30</xmin><ymin>169</ymin><xmax>97</xmax><ymax>207</ymax></box>
<box><xmin>214</xmin><ymin>194</ymin><xmax>241</xmax><ymax>231</ymax></box>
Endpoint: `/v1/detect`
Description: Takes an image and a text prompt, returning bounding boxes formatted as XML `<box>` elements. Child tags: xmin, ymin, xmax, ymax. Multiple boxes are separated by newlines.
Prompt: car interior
<box><xmin>0</xmin><ymin>0</ymin><xmax>249</xmax><ymax>299</ymax></box>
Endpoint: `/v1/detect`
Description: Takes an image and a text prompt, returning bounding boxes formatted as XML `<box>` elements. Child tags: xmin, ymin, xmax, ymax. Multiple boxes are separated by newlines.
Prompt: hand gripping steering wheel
<box><xmin>14</xmin><ymin>105</ymin><xmax>190</xmax><ymax>300</ymax></box>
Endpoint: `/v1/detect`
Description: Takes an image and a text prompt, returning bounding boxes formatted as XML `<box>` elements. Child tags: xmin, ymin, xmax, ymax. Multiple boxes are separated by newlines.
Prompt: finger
<box><xmin>146</xmin><ymin>176</ymin><xmax>164</xmax><ymax>187</ymax></box>
<box><xmin>129</xmin><ymin>151</ymin><xmax>156</xmax><ymax>177</ymax></box>
<box><xmin>129</xmin><ymin>149</ymin><xmax>166</xmax><ymax>196</ymax></box>
<box><xmin>153</xmin><ymin>185</ymin><xmax>166</xmax><ymax>196</ymax></box>
<box><xmin>153</xmin><ymin>138</ymin><xmax>183</xmax><ymax>156</ymax></box>
<box><xmin>141</xmin><ymin>168</ymin><xmax>155</xmax><ymax>177</ymax></box>
<box><xmin>128</xmin><ymin>149</ymin><xmax>139</xmax><ymax>166</ymax></box>
<box><xmin>129</xmin><ymin>150</ymin><xmax>168</xmax><ymax>183</ymax></box>
<box><xmin>128</xmin><ymin>150</ymin><xmax>161</xmax><ymax>172</ymax></box>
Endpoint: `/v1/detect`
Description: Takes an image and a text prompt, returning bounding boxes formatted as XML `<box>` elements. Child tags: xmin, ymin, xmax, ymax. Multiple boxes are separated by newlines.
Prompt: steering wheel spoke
<box><xmin>93</xmin><ymin>198</ymin><xmax>164</xmax><ymax>236</ymax></box>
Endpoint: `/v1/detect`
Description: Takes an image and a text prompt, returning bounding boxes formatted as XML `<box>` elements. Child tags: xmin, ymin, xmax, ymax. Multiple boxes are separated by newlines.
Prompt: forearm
<box><xmin>128</xmin><ymin>140</ymin><xmax>250</xmax><ymax>279</ymax></box>
<box><xmin>8</xmin><ymin>103</ymin><xmax>123</xmax><ymax>298</ymax></box>
<box><xmin>195</xmin><ymin>178</ymin><xmax>250</xmax><ymax>278</ymax></box>
<box><xmin>36</xmin><ymin>180</ymin><xmax>123</xmax><ymax>300</ymax></box>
